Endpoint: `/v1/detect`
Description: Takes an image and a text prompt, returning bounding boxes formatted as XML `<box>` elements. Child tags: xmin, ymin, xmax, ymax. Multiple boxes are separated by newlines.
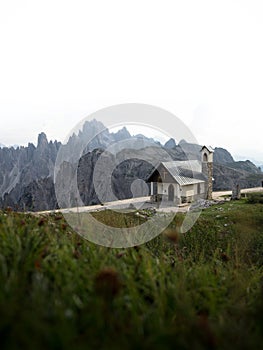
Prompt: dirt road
<box><xmin>36</xmin><ymin>187</ymin><xmax>263</xmax><ymax>215</ymax></box>
<box><xmin>212</xmin><ymin>187</ymin><xmax>263</xmax><ymax>200</ymax></box>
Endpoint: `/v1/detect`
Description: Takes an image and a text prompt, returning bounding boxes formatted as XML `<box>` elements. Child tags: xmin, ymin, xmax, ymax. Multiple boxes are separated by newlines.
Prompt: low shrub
<box><xmin>246</xmin><ymin>192</ymin><xmax>263</xmax><ymax>204</ymax></box>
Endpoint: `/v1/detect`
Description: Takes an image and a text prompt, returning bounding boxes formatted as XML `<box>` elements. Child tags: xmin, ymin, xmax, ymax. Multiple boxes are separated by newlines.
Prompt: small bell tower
<box><xmin>201</xmin><ymin>146</ymin><xmax>214</xmax><ymax>200</ymax></box>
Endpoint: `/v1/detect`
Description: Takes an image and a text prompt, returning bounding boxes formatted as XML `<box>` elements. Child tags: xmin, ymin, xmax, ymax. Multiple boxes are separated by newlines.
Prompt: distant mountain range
<box><xmin>0</xmin><ymin>119</ymin><xmax>262</xmax><ymax>211</ymax></box>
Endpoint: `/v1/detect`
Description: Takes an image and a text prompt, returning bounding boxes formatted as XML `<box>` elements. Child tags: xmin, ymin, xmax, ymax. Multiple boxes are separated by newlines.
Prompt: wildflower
<box><xmin>38</xmin><ymin>218</ymin><xmax>46</xmax><ymax>227</ymax></box>
<box><xmin>94</xmin><ymin>267</ymin><xmax>122</xmax><ymax>300</ymax></box>
<box><xmin>221</xmin><ymin>252</ymin><xmax>230</xmax><ymax>262</ymax></box>
<box><xmin>61</xmin><ymin>223</ymin><xmax>68</xmax><ymax>230</ymax></box>
<box><xmin>34</xmin><ymin>259</ymin><xmax>41</xmax><ymax>270</ymax></box>
<box><xmin>197</xmin><ymin>311</ymin><xmax>217</xmax><ymax>348</ymax></box>
<box><xmin>164</xmin><ymin>228</ymin><xmax>180</xmax><ymax>244</ymax></box>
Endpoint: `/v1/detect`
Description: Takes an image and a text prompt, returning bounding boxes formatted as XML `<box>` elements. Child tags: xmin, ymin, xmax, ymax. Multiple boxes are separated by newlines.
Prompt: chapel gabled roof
<box><xmin>147</xmin><ymin>160</ymin><xmax>206</xmax><ymax>186</ymax></box>
<box><xmin>161</xmin><ymin>161</ymin><xmax>206</xmax><ymax>186</ymax></box>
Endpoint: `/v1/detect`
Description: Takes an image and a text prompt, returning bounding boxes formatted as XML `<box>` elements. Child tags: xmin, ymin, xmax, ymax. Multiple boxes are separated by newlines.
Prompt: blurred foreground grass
<box><xmin>0</xmin><ymin>199</ymin><xmax>263</xmax><ymax>350</ymax></box>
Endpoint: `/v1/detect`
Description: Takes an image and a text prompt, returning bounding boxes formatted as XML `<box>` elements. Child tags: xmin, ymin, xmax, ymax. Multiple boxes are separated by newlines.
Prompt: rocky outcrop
<box><xmin>76</xmin><ymin>149</ymin><xmax>154</xmax><ymax>206</ymax></box>
<box><xmin>225</xmin><ymin>160</ymin><xmax>261</xmax><ymax>174</ymax></box>
<box><xmin>1</xmin><ymin>177</ymin><xmax>57</xmax><ymax>211</ymax></box>
<box><xmin>213</xmin><ymin>147</ymin><xmax>234</xmax><ymax>164</ymax></box>
<box><xmin>213</xmin><ymin>163</ymin><xmax>262</xmax><ymax>190</ymax></box>
<box><xmin>164</xmin><ymin>138</ymin><xmax>176</xmax><ymax>149</ymax></box>
<box><xmin>113</xmin><ymin>127</ymin><xmax>131</xmax><ymax>141</ymax></box>
<box><xmin>0</xmin><ymin>139</ymin><xmax>60</xmax><ymax>200</ymax></box>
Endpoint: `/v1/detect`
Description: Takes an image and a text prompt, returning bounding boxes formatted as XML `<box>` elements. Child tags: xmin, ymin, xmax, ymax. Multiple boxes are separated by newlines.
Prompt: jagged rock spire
<box><xmin>37</xmin><ymin>132</ymin><xmax>48</xmax><ymax>149</ymax></box>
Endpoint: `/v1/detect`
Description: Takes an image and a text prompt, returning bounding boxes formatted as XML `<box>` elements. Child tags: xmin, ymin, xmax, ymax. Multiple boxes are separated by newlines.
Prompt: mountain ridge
<box><xmin>0</xmin><ymin>119</ymin><xmax>262</xmax><ymax>211</ymax></box>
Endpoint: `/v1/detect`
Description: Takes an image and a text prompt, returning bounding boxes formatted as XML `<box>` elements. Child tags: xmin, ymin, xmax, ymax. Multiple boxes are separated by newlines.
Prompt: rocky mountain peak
<box><xmin>213</xmin><ymin>147</ymin><xmax>234</xmax><ymax>164</ymax></box>
<box><xmin>113</xmin><ymin>127</ymin><xmax>131</xmax><ymax>141</ymax></box>
<box><xmin>37</xmin><ymin>132</ymin><xmax>48</xmax><ymax>149</ymax></box>
<box><xmin>82</xmin><ymin>119</ymin><xmax>106</xmax><ymax>135</ymax></box>
<box><xmin>164</xmin><ymin>138</ymin><xmax>176</xmax><ymax>149</ymax></box>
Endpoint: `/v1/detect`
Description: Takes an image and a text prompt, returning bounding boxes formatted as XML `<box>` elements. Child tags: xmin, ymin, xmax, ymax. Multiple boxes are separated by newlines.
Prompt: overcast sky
<box><xmin>0</xmin><ymin>0</ymin><xmax>262</xmax><ymax>162</ymax></box>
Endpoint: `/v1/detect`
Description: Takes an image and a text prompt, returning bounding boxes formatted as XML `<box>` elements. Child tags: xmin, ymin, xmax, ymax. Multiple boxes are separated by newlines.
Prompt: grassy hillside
<box><xmin>0</xmin><ymin>199</ymin><xmax>263</xmax><ymax>349</ymax></box>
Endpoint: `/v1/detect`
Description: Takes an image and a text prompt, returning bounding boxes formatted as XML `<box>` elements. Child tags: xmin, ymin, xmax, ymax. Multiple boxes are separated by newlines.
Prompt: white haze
<box><xmin>0</xmin><ymin>0</ymin><xmax>262</xmax><ymax>163</ymax></box>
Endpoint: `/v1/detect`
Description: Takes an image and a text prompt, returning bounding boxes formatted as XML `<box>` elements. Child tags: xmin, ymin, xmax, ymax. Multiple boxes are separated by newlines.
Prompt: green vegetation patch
<box><xmin>246</xmin><ymin>192</ymin><xmax>263</xmax><ymax>204</ymax></box>
<box><xmin>91</xmin><ymin>209</ymin><xmax>147</xmax><ymax>228</ymax></box>
<box><xmin>0</xmin><ymin>201</ymin><xmax>263</xmax><ymax>349</ymax></box>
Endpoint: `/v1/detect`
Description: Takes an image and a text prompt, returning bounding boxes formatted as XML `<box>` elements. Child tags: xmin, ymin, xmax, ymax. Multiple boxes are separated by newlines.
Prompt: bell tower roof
<box><xmin>200</xmin><ymin>145</ymin><xmax>214</xmax><ymax>153</ymax></box>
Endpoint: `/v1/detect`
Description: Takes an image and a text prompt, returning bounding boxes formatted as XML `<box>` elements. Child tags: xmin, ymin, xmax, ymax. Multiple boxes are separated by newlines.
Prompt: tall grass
<box><xmin>0</xmin><ymin>200</ymin><xmax>262</xmax><ymax>349</ymax></box>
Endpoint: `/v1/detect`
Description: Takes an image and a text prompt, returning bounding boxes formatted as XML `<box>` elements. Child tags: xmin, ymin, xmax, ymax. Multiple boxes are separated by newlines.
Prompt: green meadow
<box><xmin>0</xmin><ymin>197</ymin><xmax>263</xmax><ymax>349</ymax></box>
